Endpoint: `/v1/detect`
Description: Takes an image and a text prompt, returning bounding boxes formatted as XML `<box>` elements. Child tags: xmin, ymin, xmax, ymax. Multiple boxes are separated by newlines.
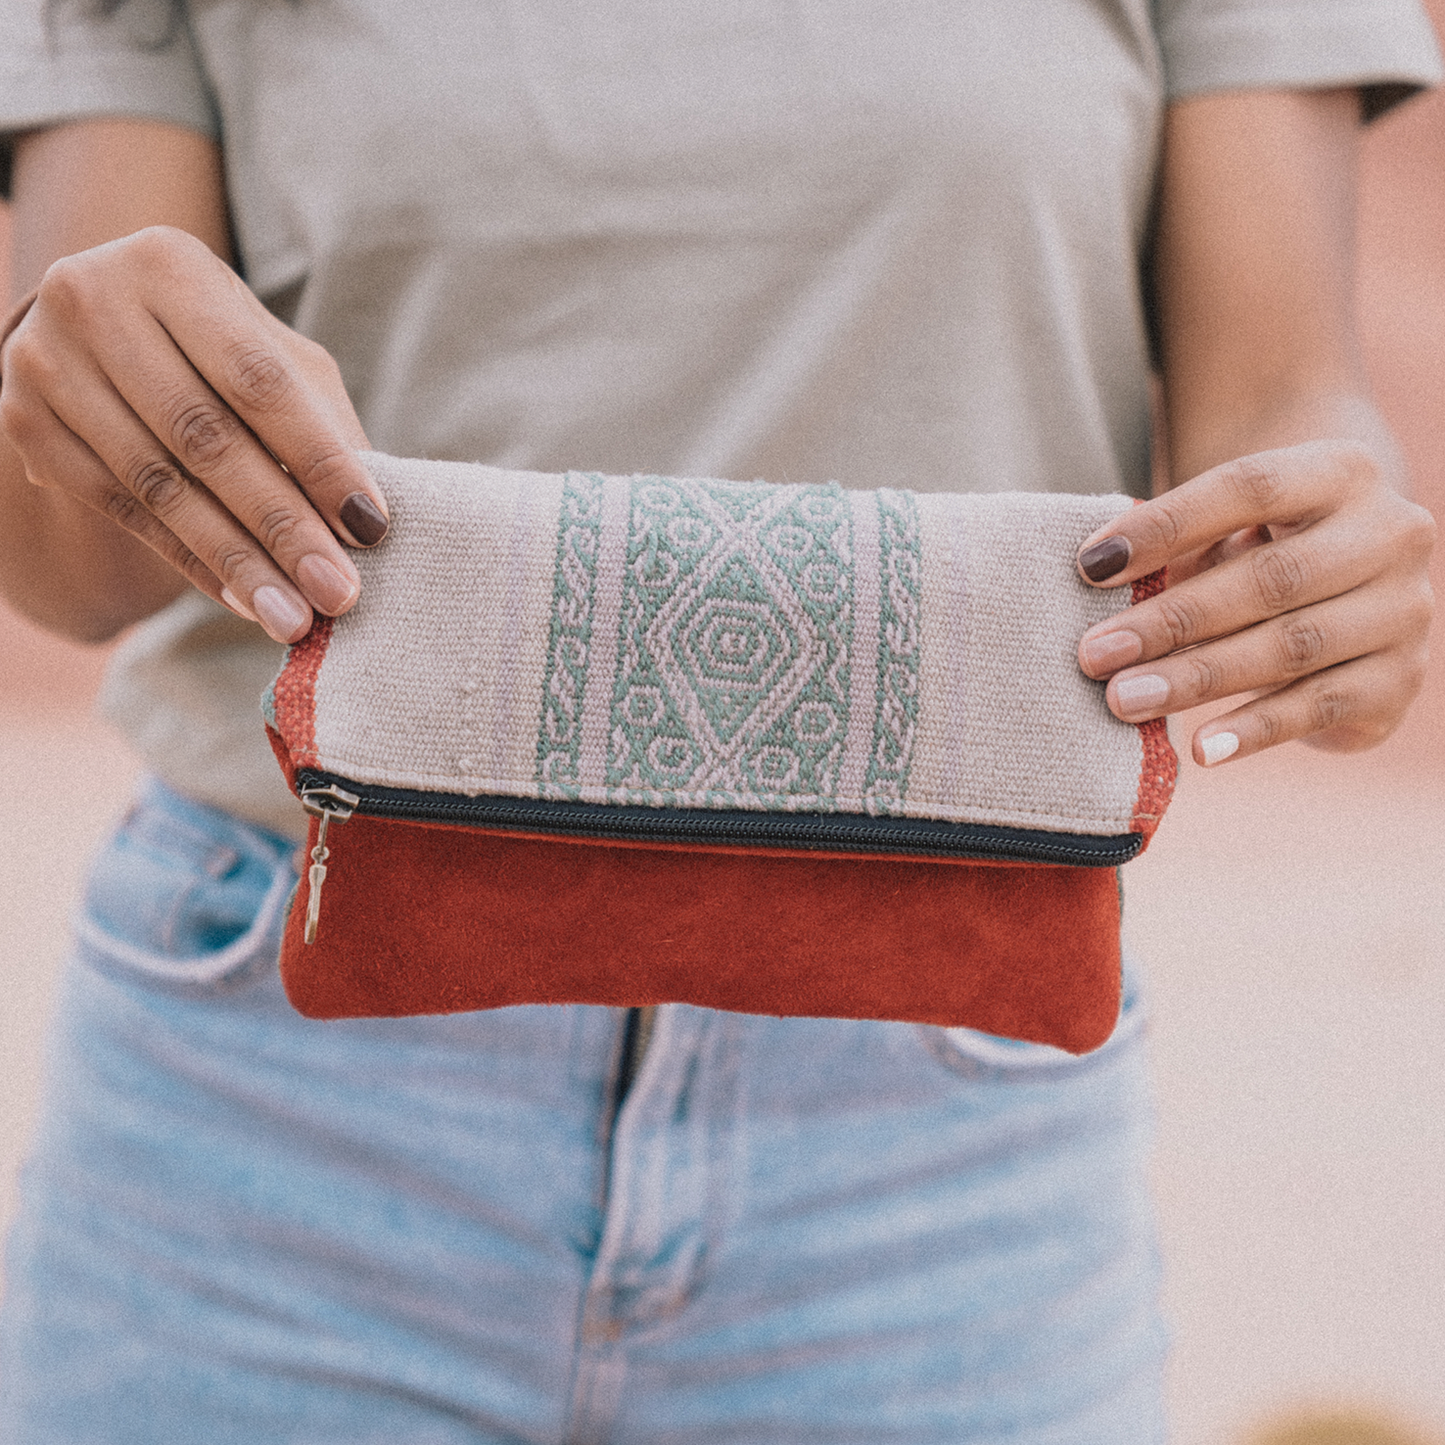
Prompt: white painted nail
<box><xmin>220</xmin><ymin>587</ymin><xmax>255</xmax><ymax>621</ymax></box>
<box><xmin>1200</xmin><ymin>731</ymin><xmax>1240</xmax><ymax>766</ymax></box>
<box><xmin>1114</xmin><ymin>673</ymin><xmax>1169</xmax><ymax>716</ymax></box>
<box><xmin>252</xmin><ymin>585</ymin><xmax>312</xmax><ymax>644</ymax></box>
<box><xmin>296</xmin><ymin>553</ymin><xmax>358</xmax><ymax>614</ymax></box>
<box><xmin>1080</xmin><ymin>629</ymin><xmax>1143</xmax><ymax>674</ymax></box>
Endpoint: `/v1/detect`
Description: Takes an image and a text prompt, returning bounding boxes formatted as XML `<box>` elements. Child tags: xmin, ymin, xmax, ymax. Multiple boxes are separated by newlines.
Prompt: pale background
<box><xmin>2</xmin><ymin>37</ymin><xmax>1444</xmax><ymax>1442</ymax></box>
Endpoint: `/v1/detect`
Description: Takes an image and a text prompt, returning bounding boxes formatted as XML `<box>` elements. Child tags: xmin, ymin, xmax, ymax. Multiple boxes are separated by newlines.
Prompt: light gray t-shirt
<box><xmin>2</xmin><ymin>0</ymin><xmax>1440</xmax><ymax>836</ymax></box>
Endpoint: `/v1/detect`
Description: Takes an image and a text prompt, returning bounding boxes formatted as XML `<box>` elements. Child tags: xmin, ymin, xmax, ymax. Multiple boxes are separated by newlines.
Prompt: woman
<box><xmin>0</xmin><ymin>1</ymin><xmax>1438</xmax><ymax>1440</ymax></box>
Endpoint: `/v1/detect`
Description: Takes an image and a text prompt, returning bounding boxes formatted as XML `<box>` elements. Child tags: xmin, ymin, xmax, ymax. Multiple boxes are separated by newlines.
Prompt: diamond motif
<box><xmin>635</xmin><ymin>485</ymin><xmax>826</xmax><ymax>793</ymax></box>
<box><xmin>536</xmin><ymin>471</ymin><xmax>920</xmax><ymax>812</ymax></box>
<box><xmin>592</xmin><ymin>478</ymin><xmax>831</xmax><ymax>801</ymax></box>
<box><xmin>675</xmin><ymin>591</ymin><xmax>794</xmax><ymax>742</ymax></box>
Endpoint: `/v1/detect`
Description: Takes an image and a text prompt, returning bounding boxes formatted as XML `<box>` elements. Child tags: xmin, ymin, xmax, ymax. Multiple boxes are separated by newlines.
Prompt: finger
<box><xmin>1191</xmin><ymin>650</ymin><xmax>1426</xmax><ymax>765</ymax></box>
<box><xmin>1163</xmin><ymin>525</ymin><xmax>1274</xmax><ymax>586</ymax></box>
<box><xmin>1078</xmin><ymin>513</ymin><xmax>1388</xmax><ymax>677</ymax></box>
<box><xmin>80</xmin><ymin>310</ymin><xmax>364</xmax><ymax>616</ymax></box>
<box><xmin>134</xmin><ymin>236</ymin><xmax>387</xmax><ymax>543</ymax></box>
<box><xmin>1100</xmin><ymin>580</ymin><xmax>1426</xmax><ymax>724</ymax></box>
<box><xmin>42</xmin><ymin>232</ymin><xmax>386</xmax><ymax>550</ymax></box>
<box><xmin>7</xmin><ymin>387</ymin><xmax>233</xmax><ymax>606</ymax></box>
<box><xmin>39</xmin><ymin>354</ymin><xmax>319</xmax><ymax>643</ymax></box>
<box><xmin>1074</xmin><ymin>441</ymin><xmax>1370</xmax><ymax>586</ymax></box>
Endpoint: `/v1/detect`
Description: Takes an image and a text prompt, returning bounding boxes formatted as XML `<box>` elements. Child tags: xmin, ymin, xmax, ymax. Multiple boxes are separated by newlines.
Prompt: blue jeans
<box><xmin>0</xmin><ymin>778</ymin><xmax>1166</xmax><ymax>1443</ymax></box>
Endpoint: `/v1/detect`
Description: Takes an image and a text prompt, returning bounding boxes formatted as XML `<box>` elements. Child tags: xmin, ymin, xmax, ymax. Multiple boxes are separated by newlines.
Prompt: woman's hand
<box><xmin>0</xmin><ymin>223</ymin><xmax>386</xmax><ymax>644</ymax></box>
<box><xmin>1075</xmin><ymin>438</ymin><xmax>1435</xmax><ymax>764</ymax></box>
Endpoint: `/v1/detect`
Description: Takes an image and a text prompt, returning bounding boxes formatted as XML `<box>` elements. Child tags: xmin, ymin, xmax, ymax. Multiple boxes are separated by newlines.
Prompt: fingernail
<box><xmin>340</xmin><ymin>492</ymin><xmax>389</xmax><ymax>547</ymax></box>
<box><xmin>296</xmin><ymin>553</ymin><xmax>358</xmax><ymax>614</ymax></box>
<box><xmin>1114</xmin><ymin>673</ymin><xmax>1169</xmax><ymax>717</ymax></box>
<box><xmin>220</xmin><ymin>587</ymin><xmax>255</xmax><ymax>621</ymax></box>
<box><xmin>1200</xmin><ymin>731</ymin><xmax>1240</xmax><ymax>766</ymax></box>
<box><xmin>1080</xmin><ymin>629</ymin><xmax>1142</xmax><ymax>674</ymax></box>
<box><xmin>1079</xmin><ymin>535</ymin><xmax>1131</xmax><ymax>583</ymax></box>
<box><xmin>251</xmin><ymin>585</ymin><xmax>313</xmax><ymax>644</ymax></box>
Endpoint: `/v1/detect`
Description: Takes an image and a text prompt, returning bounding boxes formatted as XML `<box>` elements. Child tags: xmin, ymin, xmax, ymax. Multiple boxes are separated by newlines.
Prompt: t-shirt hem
<box><xmin>1162</xmin><ymin>11</ymin><xmax>1443</xmax><ymax>118</ymax></box>
<box><xmin>0</xmin><ymin>52</ymin><xmax>220</xmax><ymax>196</ymax></box>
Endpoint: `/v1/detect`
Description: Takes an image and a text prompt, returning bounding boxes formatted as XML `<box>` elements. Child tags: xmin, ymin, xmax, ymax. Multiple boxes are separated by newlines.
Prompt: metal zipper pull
<box><xmin>299</xmin><ymin>784</ymin><xmax>360</xmax><ymax>945</ymax></box>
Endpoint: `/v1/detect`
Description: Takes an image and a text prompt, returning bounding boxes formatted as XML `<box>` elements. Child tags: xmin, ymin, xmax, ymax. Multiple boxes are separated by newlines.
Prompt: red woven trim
<box><xmin>1132</xmin><ymin>717</ymin><xmax>1176</xmax><ymax>843</ymax></box>
<box><xmin>269</xmin><ymin>616</ymin><xmax>332</xmax><ymax>773</ymax></box>
<box><xmin>1129</xmin><ymin>567</ymin><xmax>1177</xmax><ymax>843</ymax></box>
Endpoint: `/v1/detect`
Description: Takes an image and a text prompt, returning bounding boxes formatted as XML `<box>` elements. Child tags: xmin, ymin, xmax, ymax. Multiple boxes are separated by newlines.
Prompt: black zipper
<box><xmin>295</xmin><ymin>767</ymin><xmax>1142</xmax><ymax>867</ymax></box>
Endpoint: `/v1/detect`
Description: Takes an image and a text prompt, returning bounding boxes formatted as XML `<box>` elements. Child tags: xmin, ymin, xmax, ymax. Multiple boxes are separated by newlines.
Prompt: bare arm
<box><xmin>1076</xmin><ymin>88</ymin><xmax>1434</xmax><ymax>762</ymax></box>
<box><xmin>0</xmin><ymin>121</ymin><xmax>228</xmax><ymax>639</ymax></box>
<box><xmin>0</xmin><ymin>119</ymin><xmax>385</xmax><ymax>644</ymax></box>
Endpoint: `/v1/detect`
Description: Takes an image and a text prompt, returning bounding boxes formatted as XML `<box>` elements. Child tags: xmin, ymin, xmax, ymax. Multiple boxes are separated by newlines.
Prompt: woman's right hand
<box><xmin>0</xmin><ymin>223</ymin><xmax>387</xmax><ymax>643</ymax></box>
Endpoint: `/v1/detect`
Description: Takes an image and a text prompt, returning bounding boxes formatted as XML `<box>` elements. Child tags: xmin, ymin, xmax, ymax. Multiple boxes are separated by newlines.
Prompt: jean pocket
<box><xmin>73</xmin><ymin>790</ymin><xmax>294</xmax><ymax>991</ymax></box>
<box><xmin>918</xmin><ymin>963</ymin><xmax>1147</xmax><ymax>1082</ymax></box>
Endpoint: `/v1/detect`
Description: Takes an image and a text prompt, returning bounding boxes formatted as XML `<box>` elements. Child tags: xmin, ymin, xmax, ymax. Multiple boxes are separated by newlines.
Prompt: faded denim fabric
<box><xmin>0</xmin><ymin>778</ymin><xmax>1166</xmax><ymax>1443</ymax></box>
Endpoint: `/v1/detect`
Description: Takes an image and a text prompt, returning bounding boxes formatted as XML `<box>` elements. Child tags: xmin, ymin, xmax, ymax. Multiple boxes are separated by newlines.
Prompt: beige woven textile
<box><xmin>289</xmin><ymin>452</ymin><xmax>1151</xmax><ymax>836</ymax></box>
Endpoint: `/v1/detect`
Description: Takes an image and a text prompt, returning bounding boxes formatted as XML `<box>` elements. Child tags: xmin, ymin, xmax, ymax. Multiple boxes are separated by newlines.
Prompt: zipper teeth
<box><xmin>297</xmin><ymin>772</ymin><xmax>1140</xmax><ymax>866</ymax></box>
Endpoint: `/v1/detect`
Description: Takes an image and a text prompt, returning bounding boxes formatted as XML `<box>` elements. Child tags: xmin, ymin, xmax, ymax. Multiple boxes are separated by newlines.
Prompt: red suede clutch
<box><xmin>264</xmin><ymin>455</ymin><xmax>1176</xmax><ymax>1054</ymax></box>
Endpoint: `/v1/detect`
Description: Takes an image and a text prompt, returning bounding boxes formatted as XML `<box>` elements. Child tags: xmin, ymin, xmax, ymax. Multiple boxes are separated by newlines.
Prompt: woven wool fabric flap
<box><xmin>269</xmin><ymin>453</ymin><xmax>1173</xmax><ymax>842</ymax></box>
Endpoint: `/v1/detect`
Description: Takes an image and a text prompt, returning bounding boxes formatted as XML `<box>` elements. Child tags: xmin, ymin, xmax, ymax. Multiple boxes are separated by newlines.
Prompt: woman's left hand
<box><xmin>1074</xmin><ymin>438</ymin><xmax>1435</xmax><ymax>765</ymax></box>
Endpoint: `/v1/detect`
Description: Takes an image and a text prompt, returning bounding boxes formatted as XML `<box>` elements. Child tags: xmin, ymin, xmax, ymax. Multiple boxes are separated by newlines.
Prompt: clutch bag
<box><xmin>264</xmin><ymin>453</ymin><xmax>1175</xmax><ymax>1052</ymax></box>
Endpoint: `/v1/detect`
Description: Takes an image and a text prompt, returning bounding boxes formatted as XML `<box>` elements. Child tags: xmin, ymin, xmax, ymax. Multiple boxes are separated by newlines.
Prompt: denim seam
<box><xmin>69</xmin><ymin>859</ymin><xmax>294</xmax><ymax>984</ymax></box>
<box><xmin>914</xmin><ymin>1000</ymin><xmax>1147</xmax><ymax>1083</ymax></box>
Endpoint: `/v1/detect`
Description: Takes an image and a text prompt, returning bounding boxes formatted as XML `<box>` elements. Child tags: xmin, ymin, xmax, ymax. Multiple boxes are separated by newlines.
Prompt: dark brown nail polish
<box><xmin>1078</xmin><ymin>535</ymin><xmax>1130</xmax><ymax>583</ymax></box>
<box><xmin>340</xmin><ymin>492</ymin><xmax>389</xmax><ymax>547</ymax></box>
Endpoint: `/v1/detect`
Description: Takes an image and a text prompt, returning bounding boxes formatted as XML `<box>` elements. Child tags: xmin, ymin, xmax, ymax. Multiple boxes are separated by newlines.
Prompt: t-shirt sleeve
<box><xmin>1158</xmin><ymin>0</ymin><xmax>1444</xmax><ymax>119</ymax></box>
<box><xmin>0</xmin><ymin>0</ymin><xmax>219</xmax><ymax>195</ymax></box>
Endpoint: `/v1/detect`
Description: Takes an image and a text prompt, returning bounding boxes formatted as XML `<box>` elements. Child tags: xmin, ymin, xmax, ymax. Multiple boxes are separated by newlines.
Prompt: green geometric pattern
<box><xmin>535</xmin><ymin>473</ymin><xmax>922</xmax><ymax>812</ymax></box>
<box><xmin>863</xmin><ymin>488</ymin><xmax>922</xmax><ymax>814</ymax></box>
<box><xmin>610</xmin><ymin>476</ymin><xmax>853</xmax><ymax>806</ymax></box>
<box><xmin>535</xmin><ymin>470</ymin><xmax>603</xmax><ymax>797</ymax></box>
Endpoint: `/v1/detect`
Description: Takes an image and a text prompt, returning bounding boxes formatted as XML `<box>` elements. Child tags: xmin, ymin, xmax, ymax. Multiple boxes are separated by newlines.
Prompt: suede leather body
<box><xmin>278</xmin><ymin>808</ymin><xmax>1123</xmax><ymax>1055</ymax></box>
